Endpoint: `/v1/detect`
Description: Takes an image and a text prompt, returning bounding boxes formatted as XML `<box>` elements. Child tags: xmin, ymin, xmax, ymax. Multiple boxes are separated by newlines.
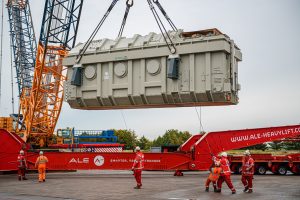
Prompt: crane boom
<box><xmin>17</xmin><ymin>0</ymin><xmax>83</xmax><ymax>145</ymax></box>
<box><xmin>7</xmin><ymin>0</ymin><xmax>37</xmax><ymax>96</ymax></box>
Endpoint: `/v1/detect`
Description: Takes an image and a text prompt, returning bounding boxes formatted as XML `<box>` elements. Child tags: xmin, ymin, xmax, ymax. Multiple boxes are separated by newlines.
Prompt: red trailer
<box><xmin>229</xmin><ymin>153</ymin><xmax>300</xmax><ymax>175</ymax></box>
<box><xmin>1</xmin><ymin>125</ymin><xmax>300</xmax><ymax>174</ymax></box>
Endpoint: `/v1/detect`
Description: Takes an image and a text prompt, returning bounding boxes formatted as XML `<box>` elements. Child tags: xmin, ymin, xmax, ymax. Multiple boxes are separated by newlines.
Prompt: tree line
<box><xmin>241</xmin><ymin>140</ymin><xmax>300</xmax><ymax>151</ymax></box>
<box><xmin>79</xmin><ymin>129</ymin><xmax>300</xmax><ymax>151</ymax></box>
<box><xmin>114</xmin><ymin>129</ymin><xmax>192</xmax><ymax>150</ymax></box>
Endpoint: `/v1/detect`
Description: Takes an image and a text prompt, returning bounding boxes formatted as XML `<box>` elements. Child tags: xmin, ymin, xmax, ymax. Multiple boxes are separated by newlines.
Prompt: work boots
<box><xmin>243</xmin><ymin>186</ymin><xmax>249</xmax><ymax>192</ymax></box>
<box><xmin>134</xmin><ymin>184</ymin><xmax>142</xmax><ymax>189</ymax></box>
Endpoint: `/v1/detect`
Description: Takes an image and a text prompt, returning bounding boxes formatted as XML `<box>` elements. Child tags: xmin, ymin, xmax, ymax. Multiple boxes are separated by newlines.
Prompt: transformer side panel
<box><xmin>64</xmin><ymin>30</ymin><xmax>242</xmax><ymax>110</ymax></box>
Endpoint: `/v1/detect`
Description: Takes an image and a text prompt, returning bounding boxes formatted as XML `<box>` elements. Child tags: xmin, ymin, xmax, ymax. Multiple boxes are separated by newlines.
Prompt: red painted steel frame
<box><xmin>1</xmin><ymin>124</ymin><xmax>300</xmax><ymax>171</ymax></box>
<box><xmin>192</xmin><ymin>125</ymin><xmax>300</xmax><ymax>170</ymax></box>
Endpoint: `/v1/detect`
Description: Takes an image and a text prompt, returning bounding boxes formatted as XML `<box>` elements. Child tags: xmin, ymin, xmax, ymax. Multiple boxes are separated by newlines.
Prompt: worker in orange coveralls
<box><xmin>132</xmin><ymin>146</ymin><xmax>144</xmax><ymax>189</ymax></box>
<box><xmin>216</xmin><ymin>152</ymin><xmax>236</xmax><ymax>194</ymax></box>
<box><xmin>205</xmin><ymin>158</ymin><xmax>222</xmax><ymax>192</ymax></box>
<box><xmin>35</xmin><ymin>151</ymin><xmax>48</xmax><ymax>182</ymax></box>
<box><xmin>17</xmin><ymin>150</ymin><xmax>28</xmax><ymax>181</ymax></box>
<box><xmin>241</xmin><ymin>150</ymin><xmax>255</xmax><ymax>193</ymax></box>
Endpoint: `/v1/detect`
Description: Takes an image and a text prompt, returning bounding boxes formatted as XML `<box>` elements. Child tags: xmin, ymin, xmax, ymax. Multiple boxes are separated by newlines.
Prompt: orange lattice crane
<box><xmin>16</xmin><ymin>0</ymin><xmax>83</xmax><ymax>146</ymax></box>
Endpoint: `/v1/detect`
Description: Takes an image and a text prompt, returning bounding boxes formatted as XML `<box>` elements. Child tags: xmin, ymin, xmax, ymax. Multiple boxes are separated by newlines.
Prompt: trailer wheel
<box><xmin>233</xmin><ymin>165</ymin><xmax>242</xmax><ymax>174</ymax></box>
<box><xmin>257</xmin><ymin>165</ymin><xmax>267</xmax><ymax>175</ymax></box>
<box><xmin>278</xmin><ymin>166</ymin><xmax>287</xmax><ymax>175</ymax></box>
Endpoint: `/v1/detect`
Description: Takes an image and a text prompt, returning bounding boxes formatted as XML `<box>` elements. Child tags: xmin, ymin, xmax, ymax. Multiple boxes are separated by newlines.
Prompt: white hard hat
<box><xmin>244</xmin><ymin>150</ymin><xmax>251</xmax><ymax>155</ymax></box>
<box><xmin>20</xmin><ymin>150</ymin><xmax>24</xmax><ymax>154</ymax></box>
<box><xmin>135</xmin><ymin>146</ymin><xmax>141</xmax><ymax>151</ymax></box>
<box><xmin>39</xmin><ymin>151</ymin><xmax>44</xmax><ymax>155</ymax></box>
<box><xmin>221</xmin><ymin>152</ymin><xmax>227</xmax><ymax>157</ymax></box>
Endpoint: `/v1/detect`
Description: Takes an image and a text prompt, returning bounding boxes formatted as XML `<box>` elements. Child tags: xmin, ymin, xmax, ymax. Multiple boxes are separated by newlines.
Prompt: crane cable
<box><xmin>194</xmin><ymin>106</ymin><xmax>205</xmax><ymax>133</ymax></box>
<box><xmin>76</xmin><ymin>0</ymin><xmax>120</xmax><ymax>64</ymax></box>
<box><xmin>118</xmin><ymin>0</ymin><xmax>133</xmax><ymax>38</ymax></box>
<box><xmin>10</xmin><ymin>42</ymin><xmax>15</xmax><ymax>114</ymax></box>
<box><xmin>152</xmin><ymin>0</ymin><xmax>177</xmax><ymax>32</ymax></box>
<box><xmin>120</xmin><ymin>110</ymin><xmax>128</xmax><ymax>130</ymax></box>
<box><xmin>194</xmin><ymin>106</ymin><xmax>214</xmax><ymax>156</ymax></box>
<box><xmin>146</xmin><ymin>0</ymin><xmax>176</xmax><ymax>54</ymax></box>
<box><xmin>0</xmin><ymin>0</ymin><xmax>4</xmax><ymax>114</ymax></box>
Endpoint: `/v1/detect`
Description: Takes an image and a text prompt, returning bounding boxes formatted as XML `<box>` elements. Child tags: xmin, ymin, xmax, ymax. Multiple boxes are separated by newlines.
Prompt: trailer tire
<box><xmin>233</xmin><ymin>165</ymin><xmax>242</xmax><ymax>174</ymax></box>
<box><xmin>257</xmin><ymin>165</ymin><xmax>267</xmax><ymax>175</ymax></box>
<box><xmin>278</xmin><ymin>166</ymin><xmax>287</xmax><ymax>175</ymax></box>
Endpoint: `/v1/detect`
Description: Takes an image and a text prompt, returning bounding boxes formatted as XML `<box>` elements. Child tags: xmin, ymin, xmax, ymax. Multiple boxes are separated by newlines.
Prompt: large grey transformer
<box><xmin>63</xmin><ymin>29</ymin><xmax>242</xmax><ymax>110</ymax></box>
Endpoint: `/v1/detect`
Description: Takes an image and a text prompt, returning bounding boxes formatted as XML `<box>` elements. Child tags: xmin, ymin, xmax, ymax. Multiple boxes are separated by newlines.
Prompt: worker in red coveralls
<box><xmin>132</xmin><ymin>146</ymin><xmax>144</xmax><ymax>189</ymax></box>
<box><xmin>17</xmin><ymin>150</ymin><xmax>28</xmax><ymax>181</ymax></box>
<box><xmin>216</xmin><ymin>152</ymin><xmax>236</xmax><ymax>194</ymax></box>
<box><xmin>241</xmin><ymin>150</ymin><xmax>255</xmax><ymax>193</ymax></box>
<box><xmin>205</xmin><ymin>158</ymin><xmax>222</xmax><ymax>192</ymax></box>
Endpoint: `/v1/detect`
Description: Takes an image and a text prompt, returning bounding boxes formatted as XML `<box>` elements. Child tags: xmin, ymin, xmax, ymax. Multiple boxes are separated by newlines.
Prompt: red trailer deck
<box><xmin>229</xmin><ymin>153</ymin><xmax>300</xmax><ymax>175</ymax></box>
<box><xmin>1</xmin><ymin>125</ymin><xmax>300</xmax><ymax>173</ymax></box>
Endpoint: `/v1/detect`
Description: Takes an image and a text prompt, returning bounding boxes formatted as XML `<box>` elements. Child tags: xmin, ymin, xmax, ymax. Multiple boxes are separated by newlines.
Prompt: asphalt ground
<box><xmin>0</xmin><ymin>171</ymin><xmax>299</xmax><ymax>200</ymax></box>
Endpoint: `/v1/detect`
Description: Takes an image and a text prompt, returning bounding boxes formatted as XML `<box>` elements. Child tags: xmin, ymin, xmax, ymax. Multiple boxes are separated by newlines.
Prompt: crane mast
<box><xmin>7</xmin><ymin>0</ymin><xmax>36</xmax><ymax>96</ymax></box>
<box><xmin>17</xmin><ymin>0</ymin><xmax>83</xmax><ymax>145</ymax></box>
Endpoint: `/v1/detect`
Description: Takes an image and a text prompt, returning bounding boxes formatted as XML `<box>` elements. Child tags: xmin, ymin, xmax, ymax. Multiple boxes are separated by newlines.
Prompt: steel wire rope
<box><xmin>120</xmin><ymin>110</ymin><xmax>128</xmax><ymax>130</ymax></box>
<box><xmin>146</xmin><ymin>0</ymin><xmax>176</xmax><ymax>54</ymax></box>
<box><xmin>0</xmin><ymin>0</ymin><xmax>4</xmax><ymax>114</ymax></box>
<box><xmin>194</xmin><ymin>106</ymin><xmax>204</xmax><ymax>133</ymax></box>
<box><xmin>118</xmin><ymin>0</ymin><xmax>133</xmax><ymax>38</ymax></box>
<box><xmin>193</xmin><ymin>105</ymin><xmax>214</xmax><ymax>156</ymax></box>
<box><xmin>10</xmin><ymin>42</ymin><xmax>15</xmax><ymax>114</ymax></box>
<box><xmin>152</xmin><ymin>0</ymin><xmax>177</xmax><ymax>31</ymax></box>
<box><xmin>76</xmin><ymin>0</ymin><xmax>120</xmax><ymax>63</ymax></box>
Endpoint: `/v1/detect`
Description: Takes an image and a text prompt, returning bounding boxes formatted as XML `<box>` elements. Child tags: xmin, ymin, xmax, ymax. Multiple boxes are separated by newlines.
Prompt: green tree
<box><xmin>137</xmin><ymin>135</ymin><xmax>152</xmax><ymax>150</ymax></box>
<box><xmin>282</xmin><ymin>141</ymin><xmax>300</xmax><ymax>150</ymax></box>
<box><xmin>114</xmin><ymin>129</ymin><xmax>138</xmax><ymax>150</ymax></box>
<box><xmin>152</xmin><ymin>136</ymin><xmax>164</xmax><ymax>146</ymax></box>
<box><xmin>269</xmin><ymin>141</ymin><xmax>284</xmax><ymax>150</ymax></box>
<box><xmin>241</xmin><ymin>143</ymin><xmax>268</xmax><ymax>151</ymax></box>
<box><xmin>152</xmin><ymin>129</ymin><xmax>192</xmax><ymax>146</ymax></box>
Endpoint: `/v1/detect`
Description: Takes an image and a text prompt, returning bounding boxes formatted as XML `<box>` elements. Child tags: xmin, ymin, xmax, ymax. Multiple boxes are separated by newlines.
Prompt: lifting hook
<box><xmin>126</xmin><ymin>0</ymin><xmax>133</xmax><ymax>7</ymax></box>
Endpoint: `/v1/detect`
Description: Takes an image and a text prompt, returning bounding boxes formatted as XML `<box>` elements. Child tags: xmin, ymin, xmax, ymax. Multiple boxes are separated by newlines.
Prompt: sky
<box><xmin>0</xmin><ymin>0</ymin><xmax>299</xmax><ymax>140</ymax></box>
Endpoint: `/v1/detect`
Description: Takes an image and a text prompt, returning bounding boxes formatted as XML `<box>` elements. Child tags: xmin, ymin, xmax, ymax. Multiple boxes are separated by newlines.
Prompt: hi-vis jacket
<box><xmin>35</xmin><ymin>155</ymin><xmax>48</xmax><ymax>166</ymax></box>
<box><xmin>209</xmin><ymin>167</ymin><xmax>222</xmax><ymax>181</ymax></box>
<box><xmin>220</xmin><ymin>157</ymin><xmax>231</xmax><ymax>175</ymax></box>
<box><xmin>132</xmin><ymin>152</ymin><xmax>144</xmax><ymax>170</ymax></box>
<box><xmin>242</xmin><ymin>156</ymin><xmax>255</xmax><ymax>175</ymax></box>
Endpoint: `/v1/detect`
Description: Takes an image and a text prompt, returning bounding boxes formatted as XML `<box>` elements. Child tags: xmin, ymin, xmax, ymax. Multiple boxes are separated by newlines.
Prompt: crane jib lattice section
<box><xmin>18</xmin><ymin>0</ymin><xmax>83</xmax><ymax>144</ymax></box>
<box><xmin>7</xmin><ymin>0</ymin><xmax>37</xmax><ymax>95</ymax></box>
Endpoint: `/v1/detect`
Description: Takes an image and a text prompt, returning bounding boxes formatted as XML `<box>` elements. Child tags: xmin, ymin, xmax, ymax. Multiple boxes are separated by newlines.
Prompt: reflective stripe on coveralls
<box><xmin>132</xmin><ymin>151</ymin><xmax>144</xmax><ymax>187</ymax></box>
<box><xmin>242</xmin><ymin>156</ymin><xmax>255</xmax><ymax>189</ymax></box>
<box><xmin>36</xmin><ymin>155</ymin><xmax>48</xmax><ymax>182</ymax></box>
